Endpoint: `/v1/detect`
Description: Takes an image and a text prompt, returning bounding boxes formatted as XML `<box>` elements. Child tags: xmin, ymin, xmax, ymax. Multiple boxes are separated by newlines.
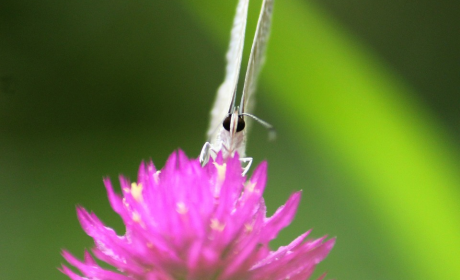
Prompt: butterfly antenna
<box><xmin>241</xmin><ymin>113</ymin><xmax>276</xmax><ymax>141</ymax></box>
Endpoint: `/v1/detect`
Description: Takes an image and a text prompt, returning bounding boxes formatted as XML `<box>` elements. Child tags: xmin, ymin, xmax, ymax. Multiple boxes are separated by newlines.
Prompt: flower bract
<box><xmin>61</xmin><ymin>151</ymin><xmax>334</xmax><ymax>280</ymax></box>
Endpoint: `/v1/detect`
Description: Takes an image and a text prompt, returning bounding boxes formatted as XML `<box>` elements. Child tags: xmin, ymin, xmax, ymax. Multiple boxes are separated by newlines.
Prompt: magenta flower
<box><xmin>61</xmin><ymin>151</ymin><xmax>334</xmax><ymax>280</ymax></box>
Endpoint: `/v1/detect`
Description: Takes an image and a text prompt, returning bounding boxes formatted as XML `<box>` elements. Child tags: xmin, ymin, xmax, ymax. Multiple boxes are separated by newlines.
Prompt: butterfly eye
<box><xmin>223</xmin><ymin>115</ymin><xmax>246</xmax><ymax>132</ymax></box>
<box><xmin>236</xmin><ymin>116</ymin><xmax>246</xmax><ymax>132</ymax></box>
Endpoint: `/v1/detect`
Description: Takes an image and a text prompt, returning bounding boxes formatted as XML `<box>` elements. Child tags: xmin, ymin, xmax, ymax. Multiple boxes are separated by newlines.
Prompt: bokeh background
<box><xmin>1</xmin><ymin>0</ymin><xmax>459</xmax><ymax>279</ymax></box>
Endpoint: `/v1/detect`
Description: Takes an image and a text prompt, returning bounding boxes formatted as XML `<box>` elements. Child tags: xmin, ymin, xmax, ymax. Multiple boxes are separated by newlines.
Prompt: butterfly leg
<box><xmin>240</xmin><ymin>157</ymin><xmax>253</xmax><ymax>176</ymax></box>
<box><xmin>199</xmin><ymin>142</ymin><xmax>212</xmax><ymax>166</ymax></box>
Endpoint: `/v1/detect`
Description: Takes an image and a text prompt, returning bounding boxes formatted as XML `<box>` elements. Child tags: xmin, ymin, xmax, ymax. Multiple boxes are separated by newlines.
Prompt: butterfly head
<box><xmin>223</xmin><ymin>108</ymin><xmax>245</xmax><ymax>137</ymax></box>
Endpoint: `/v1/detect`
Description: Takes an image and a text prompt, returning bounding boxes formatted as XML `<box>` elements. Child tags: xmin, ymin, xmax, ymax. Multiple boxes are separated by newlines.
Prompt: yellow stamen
<box><xmin>213</xmin><ymin>162</ymin><xmax>227</xmax><ymax>182</ymax></box>
<box><xmin>132</xmin><ymin>211</ymin><xmax>146</xmax><ymax>228</ymax></box>
<box><xmin>132</xmin><ymin>211</ymin><xmax>141</xmax><ymax>223</ymax></box>
<box><xmin>131</xmin><ymin>182</ymin><xmax>143</xmax><ymax>202</ymax></box>
<box><xmin>210</xmin><ymin>218</ymin><xmax>226</xmax><ymax>231</ymax></box>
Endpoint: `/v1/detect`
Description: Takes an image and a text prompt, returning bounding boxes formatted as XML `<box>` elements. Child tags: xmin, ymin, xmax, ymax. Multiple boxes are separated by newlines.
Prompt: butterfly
<box><xmin>200</xmin><ymin>0</ymin><xmax>275</xmax><ymax>175</ymax></box>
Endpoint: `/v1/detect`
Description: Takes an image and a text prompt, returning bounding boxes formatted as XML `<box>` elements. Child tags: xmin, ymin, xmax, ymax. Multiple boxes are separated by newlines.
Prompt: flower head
<box><xmin>61</xmin><ymin>151</ymin><xmax>334</xmax><ymax>280</ymax></box>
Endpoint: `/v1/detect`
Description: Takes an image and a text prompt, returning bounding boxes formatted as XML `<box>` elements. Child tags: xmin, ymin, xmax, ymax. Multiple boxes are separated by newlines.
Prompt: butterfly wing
<box><xmin>240</xmin><ymin>0</ymin><xmax>274</xmax><ymax>115</ymax></box>
<box><xmin>206</xmin><ymin>0</ymin><xmax>250</xmax><ymax>141</ymax></box>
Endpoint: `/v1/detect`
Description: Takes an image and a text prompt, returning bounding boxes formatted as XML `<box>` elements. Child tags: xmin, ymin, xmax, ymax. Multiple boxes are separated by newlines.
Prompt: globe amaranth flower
<box><xmin>61</xmin><ymin>151</ymin><xmax>335</xmax><ymax>280</ymax></box>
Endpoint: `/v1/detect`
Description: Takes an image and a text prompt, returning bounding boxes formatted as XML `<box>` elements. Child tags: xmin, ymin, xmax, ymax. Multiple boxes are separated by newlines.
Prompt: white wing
<box><xmin>240</xmin><ymin>0</ymin><xmax>274</xmax><ymax>114</ymax></box>
<box><xmin>206</xmin><ymin>0</ymin><xmax>250</xmax><ymax>141</ymax></box>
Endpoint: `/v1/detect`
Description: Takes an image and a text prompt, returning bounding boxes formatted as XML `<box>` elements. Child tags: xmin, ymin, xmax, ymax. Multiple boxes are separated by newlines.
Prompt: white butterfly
<box><xmin>200</xmin><ymin>0</ymin><xmax>275</xmax><ymax>175</ymax></box>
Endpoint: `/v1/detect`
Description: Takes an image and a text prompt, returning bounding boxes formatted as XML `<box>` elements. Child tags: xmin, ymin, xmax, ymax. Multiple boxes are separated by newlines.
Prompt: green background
<box><xmin>1</xmin><ymin>0</ymin><xmax>459</xmax><ymax>279</ymax></box>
